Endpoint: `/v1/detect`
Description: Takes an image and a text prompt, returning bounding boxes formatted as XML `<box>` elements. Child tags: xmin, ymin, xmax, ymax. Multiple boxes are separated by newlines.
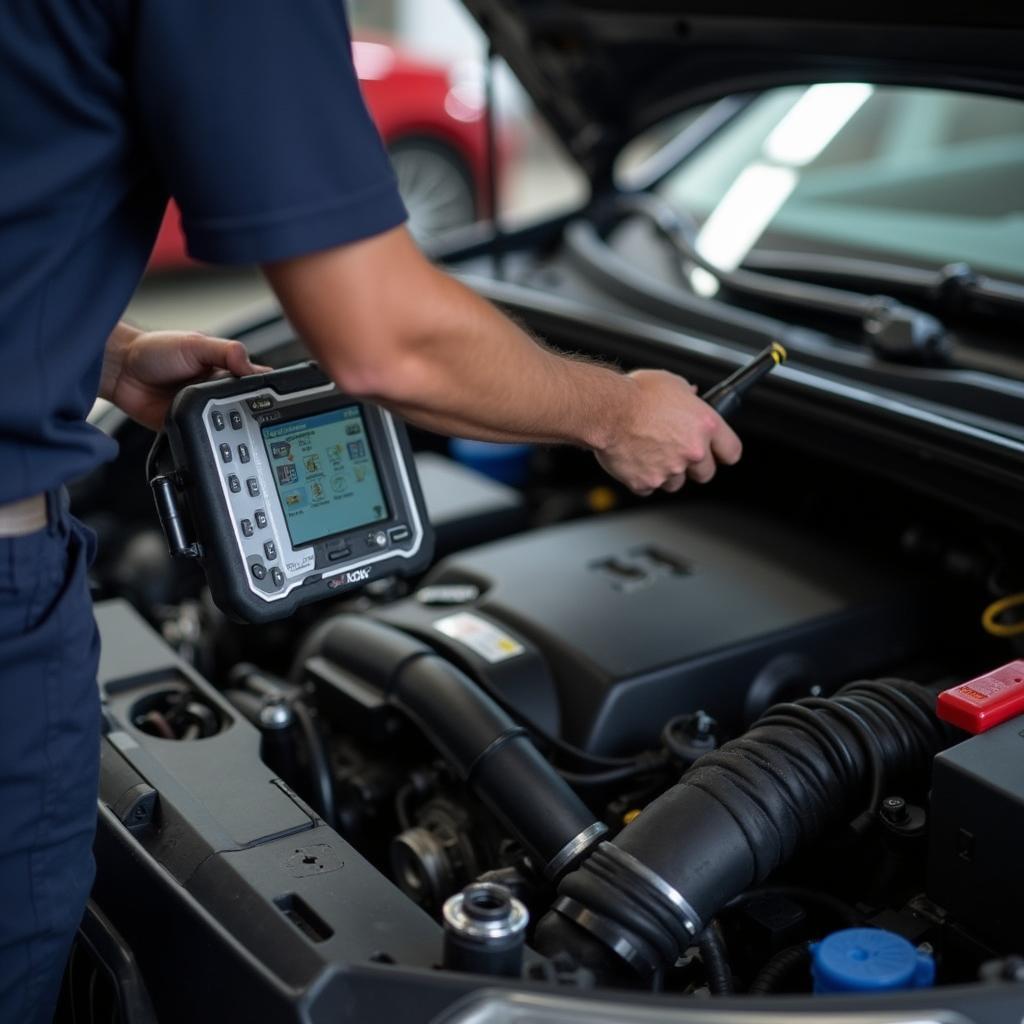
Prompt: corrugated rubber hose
<box><xmin>534</xmin><ymin>679</ymin><xmax>953</xmax><ymax>983</ymax></box>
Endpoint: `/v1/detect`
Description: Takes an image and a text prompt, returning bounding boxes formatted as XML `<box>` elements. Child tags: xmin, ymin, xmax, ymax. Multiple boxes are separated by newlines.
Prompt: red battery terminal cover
<box><xmin>936</xmin><ymin>661</ymin><xmax>1024</xmax><ymax>734</ymax></box>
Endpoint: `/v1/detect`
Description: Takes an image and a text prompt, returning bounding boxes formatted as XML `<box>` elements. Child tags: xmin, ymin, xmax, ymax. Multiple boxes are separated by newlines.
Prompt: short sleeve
<box><xmin>133</xmin><ymin>0</ymin><xmax>407</xmax><ymax>264</ymax></box>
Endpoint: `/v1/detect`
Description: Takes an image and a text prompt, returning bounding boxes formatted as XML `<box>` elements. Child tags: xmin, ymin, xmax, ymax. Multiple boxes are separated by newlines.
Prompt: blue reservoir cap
<box><xmin>811</xmin><ymin>928</ymin><xmax>936</xmax><ymax>994</ymax></box>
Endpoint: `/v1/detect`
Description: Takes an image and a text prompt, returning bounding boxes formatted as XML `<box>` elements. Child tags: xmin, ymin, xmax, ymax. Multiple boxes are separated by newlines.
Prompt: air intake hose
<box><xmin>298</xmin><ymin>615</ymin><xmax>607</xmax><ymax>878</ymax></box>
<box><xmin>534</xmin><ymin>679</ymin><xmax>951</xmax><ymax>981</ymax></box>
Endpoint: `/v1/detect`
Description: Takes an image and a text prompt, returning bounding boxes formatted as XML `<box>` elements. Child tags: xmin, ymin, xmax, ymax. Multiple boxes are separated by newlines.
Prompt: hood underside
<box><xmin>461</xmin><ymin>1</ymin><xmax>1024</xmax><ymax>182</ymax></box>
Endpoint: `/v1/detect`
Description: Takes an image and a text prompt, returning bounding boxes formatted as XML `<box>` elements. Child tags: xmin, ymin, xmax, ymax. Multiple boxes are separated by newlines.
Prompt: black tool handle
<box><xmin>703</xmin><ymin>342</ymin><xmax>787</xmax><ymax>419</ymax></box>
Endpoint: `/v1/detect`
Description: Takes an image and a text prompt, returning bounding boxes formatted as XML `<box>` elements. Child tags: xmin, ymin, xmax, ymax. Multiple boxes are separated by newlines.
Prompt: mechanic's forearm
<box><xmin>354</xmin><ymin>272</ymin><xmax>631</xmax><ymax>449</ymax></box>
<box><xmin>265</xmin><ymin>230</ymin><xmax>634</xmax><ymax>451</ymax></box>
<box><xmin>98</xmin><ymin>320</ymin><xmax>143</xmax><ymax>403</ymax></box>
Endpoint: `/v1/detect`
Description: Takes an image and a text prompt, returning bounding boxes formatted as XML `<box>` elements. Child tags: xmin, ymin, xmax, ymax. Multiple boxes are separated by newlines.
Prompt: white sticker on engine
<box><xmin>433</xmin><ymin>612</ymin><xmax>524</xmax><ymax>663</ymax></box>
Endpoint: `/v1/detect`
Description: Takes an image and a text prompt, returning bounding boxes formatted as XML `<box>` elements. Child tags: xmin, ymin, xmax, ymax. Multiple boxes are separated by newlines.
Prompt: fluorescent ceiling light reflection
<box><xmin>691</xmin><ymin>163</ymin><xmax>798</xmax><ymax>296</ymax></box>
<box><xmin>690</xmin><ymin>82</ymin><xmax>874</xmax><ymax>295</ymax></box>
<box><xmin>763</xmin><ymin>82</ymin><xmax>874</xmax><ymax>166</ymax></box>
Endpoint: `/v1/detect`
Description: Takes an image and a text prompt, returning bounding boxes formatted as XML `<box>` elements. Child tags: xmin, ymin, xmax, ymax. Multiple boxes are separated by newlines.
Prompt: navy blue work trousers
<box><xmin>0</xmin><ymin>492</ymin><xmax>100</xmax><ymax>1024</ymax></box>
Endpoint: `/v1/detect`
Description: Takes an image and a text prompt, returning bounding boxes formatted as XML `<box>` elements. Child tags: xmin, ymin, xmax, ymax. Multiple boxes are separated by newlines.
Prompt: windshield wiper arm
<box><xmin>606</xmin><ymin>192</ymin><xmax>953</xmax><ymax>367</ymax></box>
<box><xmin>740</xmin><ymin>250</ymin><xmax>1024</xmax><ymax>321</ymax></box>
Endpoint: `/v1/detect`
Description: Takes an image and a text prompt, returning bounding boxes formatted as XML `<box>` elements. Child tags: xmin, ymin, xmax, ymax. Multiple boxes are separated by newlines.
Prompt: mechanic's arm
<box><xmin>99</xmin><ymin>320</ymin><xmax>268</xmax><ymax>431</ymax></box>
<box><xmin>265</xmin><ymin>226</ymin><xmax>742</xmax><ymax>495</ymax></box>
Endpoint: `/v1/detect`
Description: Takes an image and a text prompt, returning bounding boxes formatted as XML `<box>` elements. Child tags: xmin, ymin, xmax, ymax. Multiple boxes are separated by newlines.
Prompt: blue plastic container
<box><xmin>449</xmin><ymin>438</ymin><xmax>533</xmax><ymax>487</ymax></box>
<box><xmin>811</xmin><ymin>928</ymin><xmax>935</xmax><ymax>994</ymax></box>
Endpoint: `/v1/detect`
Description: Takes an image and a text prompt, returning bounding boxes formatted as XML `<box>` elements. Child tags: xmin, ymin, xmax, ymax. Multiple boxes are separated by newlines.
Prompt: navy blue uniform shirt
<box><xmin>0</xmin><ymin>0</ymin><xmax>406</xmax><ymax>504</ymax></box>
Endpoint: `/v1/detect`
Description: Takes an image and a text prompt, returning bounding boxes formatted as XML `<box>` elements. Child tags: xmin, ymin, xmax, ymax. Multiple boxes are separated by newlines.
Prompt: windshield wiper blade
<box><xmin>607</xmin><ymin>192</ymin><xmax>954</xmax><ymax>366</ymax></box>
<box><xmin>741</xmin><ymin>250</ymin><xmax>1024</xmax><ymax>321</ymax></box>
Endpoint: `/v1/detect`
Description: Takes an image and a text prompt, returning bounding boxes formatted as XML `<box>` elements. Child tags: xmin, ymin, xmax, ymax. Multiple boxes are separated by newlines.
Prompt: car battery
<box><xmin>928</xmin><ymin>684</ymin><xmax>1024</xmax><ymax>949</ymax></box>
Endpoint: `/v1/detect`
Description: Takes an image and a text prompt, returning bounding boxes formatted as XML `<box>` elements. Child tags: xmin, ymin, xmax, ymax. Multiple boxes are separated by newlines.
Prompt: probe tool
<box><xmin>702</xmin><ymin>341</ymin><xmax>787</xmax><ymax>419</ymax></box>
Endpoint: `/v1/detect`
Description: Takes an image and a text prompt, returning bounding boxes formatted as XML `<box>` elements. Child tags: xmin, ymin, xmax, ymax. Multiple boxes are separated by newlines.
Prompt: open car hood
<box><xmin>461</xmin><ymin>1</ymin><xmax>1024</xmax><ymax>181</ymax></box>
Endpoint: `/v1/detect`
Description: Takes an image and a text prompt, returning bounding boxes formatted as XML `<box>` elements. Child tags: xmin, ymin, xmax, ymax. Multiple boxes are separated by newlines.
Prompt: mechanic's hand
<box><xmin>100</xmin><ymin>326</ymin><xmax>270</xmax><ymax>431</ymax></box>
<box><xmin>596</xmin><ymin>369</ymin><xmax>742</xmax><ymax>495</ymax></box>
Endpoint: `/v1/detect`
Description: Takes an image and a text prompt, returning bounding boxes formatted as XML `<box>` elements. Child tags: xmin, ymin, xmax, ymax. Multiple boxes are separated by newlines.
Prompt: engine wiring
<box><xmin>747</xmin><ymin>943</ymin><xmax>812</xmax><ymax>995</ymax></box>
<box><xmin>553</xmin><ymin>759</ymin><xmax>666</xmax><ymax>787</ymax></box>
<box><xmin>454</xmin><ymin>665</ymin><xmax>670</xmax><ymax>777</ymax></box>
<box><xmin>697</xmin><ymin>922</ymin><xmax>734</xmax><ymax>995</ymax></box>
<box><xmin>292</xmin><ymin>699</ymin><xmax>338</xmax><ymax>827</ymax></box>
<box><xmin>981</xmin><ymin>592</ymin><xmax>1024</xmax><ymax>638</ymax></box>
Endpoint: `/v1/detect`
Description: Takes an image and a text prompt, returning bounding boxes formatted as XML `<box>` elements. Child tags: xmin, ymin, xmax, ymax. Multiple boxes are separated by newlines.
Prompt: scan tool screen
<box><xmin>261</xmin><ymin>406</ymin><xmax>389</xmax><ymax>547</ymax></box>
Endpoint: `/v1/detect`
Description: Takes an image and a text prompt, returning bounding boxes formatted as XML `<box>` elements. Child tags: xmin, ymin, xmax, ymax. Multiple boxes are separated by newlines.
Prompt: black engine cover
<box><xmin>375</xmin><ymin>505</ymin><xmax>939</xmax><ymax>755</ymax></box>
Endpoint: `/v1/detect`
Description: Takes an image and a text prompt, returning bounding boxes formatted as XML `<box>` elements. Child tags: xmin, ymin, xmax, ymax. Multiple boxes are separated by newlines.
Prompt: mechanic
<box><xmin>0</xmin><ymin>3</ymin><xmax>741</xmax><ymax>1020</ymax></box>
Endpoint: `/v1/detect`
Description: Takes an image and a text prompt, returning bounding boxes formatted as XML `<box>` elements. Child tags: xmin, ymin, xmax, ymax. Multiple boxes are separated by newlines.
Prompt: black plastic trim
<box><xmin>458</xmin><ymin>273</ymin><xmax>1024</xmax><ymax>532</ymax></box>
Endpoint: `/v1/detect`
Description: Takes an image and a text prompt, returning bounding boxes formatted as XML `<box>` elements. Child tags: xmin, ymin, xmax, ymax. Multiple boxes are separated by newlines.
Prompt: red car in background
<box><xmin>149</xmin><ymin>38</ymin><xmax>490</xmax><ymax>269</ymax></box>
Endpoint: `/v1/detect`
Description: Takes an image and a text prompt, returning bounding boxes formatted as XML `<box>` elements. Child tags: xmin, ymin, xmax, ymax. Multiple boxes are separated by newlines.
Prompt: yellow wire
<box><xmin>981</xmin><ymin>592</ymin><xmax>1024</xmax><ymax>638</ymax></box>
<box><xmin>770</xmin><ymin>341</ymin><xmax>788</xmax><ymax>365</ymax></box>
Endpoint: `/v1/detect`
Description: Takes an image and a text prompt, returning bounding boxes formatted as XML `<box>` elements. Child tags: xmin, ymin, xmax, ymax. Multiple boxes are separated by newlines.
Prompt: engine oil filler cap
<box><xmin>811</xmin><ymin>928</ymin><xmax>935</xmax><ymax>994</ymax></box>
<box><xmin>936</xmin><ymin>661</ymin><xmax>1024</xmax><ymax>734</ymax></box>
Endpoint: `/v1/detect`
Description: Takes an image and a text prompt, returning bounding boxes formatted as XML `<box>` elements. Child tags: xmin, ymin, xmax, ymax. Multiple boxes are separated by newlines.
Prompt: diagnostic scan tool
<box><xmin>149</xmin><ymin>361</ymin><xmax>433</xmax><ymax>623</ymax></box>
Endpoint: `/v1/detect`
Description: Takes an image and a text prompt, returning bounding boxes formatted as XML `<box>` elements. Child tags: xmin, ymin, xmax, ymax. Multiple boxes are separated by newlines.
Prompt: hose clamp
<box><xmin>600</xmin><ymin>842</ymin><xmax>703</xmax><ymax>938</ymax></box>
<box><xmin>545</xmin><ymin>821</ymin><xmax>608</xmax><ymax>878</ymax></box>
<box><xmin>553</xmin><ymin>897</ymin><xmax>663</xmax><ymax>976</ymax></box>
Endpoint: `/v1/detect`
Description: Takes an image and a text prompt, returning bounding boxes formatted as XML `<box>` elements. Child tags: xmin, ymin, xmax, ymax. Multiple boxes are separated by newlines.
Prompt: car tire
<box><xmin>387</xmin><ymin>137</ymin><xmax>479</xmax><ymax>241</ymax></box>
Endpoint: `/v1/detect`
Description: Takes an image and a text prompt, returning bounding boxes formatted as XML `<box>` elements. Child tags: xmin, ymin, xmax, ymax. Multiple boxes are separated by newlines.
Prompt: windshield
<box><xmin>656</xmin><ymin>85</ymin><xmax>1024</xmax><ymax>289</ymax></box>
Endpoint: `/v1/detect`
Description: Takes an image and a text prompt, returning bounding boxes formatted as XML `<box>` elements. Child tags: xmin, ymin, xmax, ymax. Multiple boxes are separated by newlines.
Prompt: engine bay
<box><xmin>78</xmin><ymin>322</ymin><xmax>1024</xmax><ymax>1022</ymax></box>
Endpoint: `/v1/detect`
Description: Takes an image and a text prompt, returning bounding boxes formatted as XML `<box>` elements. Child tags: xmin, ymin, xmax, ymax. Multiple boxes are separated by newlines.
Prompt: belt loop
<box><xmin>45</xmin><ymin>490</ymin><xmax>58</xmax><ymax>537</ymax></box>
<box><xmin>45</xmin><ymin>487</ymin><xmax>71</xmax><ymax>538</ymax></box>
